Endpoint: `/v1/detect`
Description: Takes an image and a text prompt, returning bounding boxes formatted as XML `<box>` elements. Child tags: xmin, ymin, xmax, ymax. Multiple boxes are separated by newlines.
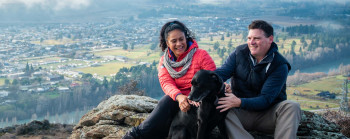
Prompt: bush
<box><xmin>322</xmin><ymin>110</ymin><xmax>350</xmax><ymax>137</ymax></box>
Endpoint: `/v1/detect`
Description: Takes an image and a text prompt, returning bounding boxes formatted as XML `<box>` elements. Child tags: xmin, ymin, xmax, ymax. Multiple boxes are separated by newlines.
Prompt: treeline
<box><xmin>116</xmin><ymin>61</ymin><xmax>162</xmax><ymax>98</ymax></box>
<box><xmin>283</xmin><ymin>24</ymin><xmax>319</xmax><ymax>36</ymax></box>
<box><xmin>0</xmin><ymin>61</ymin><xmax>163</xmax><ymax>122</ymax></box>
<box><xmin>287</xmin><ymin>64</ymin><xmax>350</xmax><ymax>86</ymax></box>
<box><xmin>282</xmin><ymin>25</ymin><xmax>350</xmax><ymax>72</ymax></box>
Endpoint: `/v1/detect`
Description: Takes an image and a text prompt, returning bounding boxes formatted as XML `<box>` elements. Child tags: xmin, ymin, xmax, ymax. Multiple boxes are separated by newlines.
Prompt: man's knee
<box><xmin>277</xmin><ymin>100</ymin><xmax>301</xmax><ymax>118</ymax></box>
<box><xmin>284</xmin><ymin>100</ymin><xmax>301</xmax><ymax>111</ymax></box>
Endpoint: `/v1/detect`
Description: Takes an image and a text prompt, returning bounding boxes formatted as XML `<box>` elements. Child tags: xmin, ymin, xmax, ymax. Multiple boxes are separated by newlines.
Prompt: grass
<box><xmin>286</xmin><ymin>76</ymin><xmax>346</xmax><ymax>111</ymax></box>
<box><xmin>0</xmin><ymin>78</ymin><xmax>5</xmax><ymax>86</ymax></box>
<box><xmin>31</xmin><ymin>38</ymin><xmax>79</xmax><ymax>45</ymax></box>
<box><xmin>298</xmin><ymin>76</ymin><xmax>343</xmax><ymax>94</ymax></box>
<box><xmin>43</xmin><ymin>92</ymin><xmax>60</xmax><ymax>99</ymax></box>
<box><xmin>93</xmin><ymin>46</ymin><xmax>160</xmax><ymax>62</ymax></box>
<box><xmin>74</xmin><ymin>62</ymin><xmax>134</xmax><ymax>76</ymax></box>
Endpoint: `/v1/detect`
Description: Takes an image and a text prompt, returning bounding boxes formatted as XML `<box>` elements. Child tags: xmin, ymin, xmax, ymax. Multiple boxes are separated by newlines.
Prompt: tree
<box><xmin>300</xmin><ymin>36</ymin><xmax>305</xmax><ymax>43</ymax></box>
<box><xmin>150</xmin><ymin>43</ymin><xmax>157</xmax><ymax>50</ymax></box>
<box><xmin>340</xmin><ymin>79</ymin><xmax>349</xmax><ymax>112</ymax></box>
<box><xmin>131</xmin><ymin>42</ymin><xmax>135</xmax><ymax>50</ymax></box>
<box><xmin>213</xmin><ymin>41</ymin><xmax>220</xmax><ymax>50</ymax></box>
<box><xmin>82</xmin><ymin>73</ymin><xmax>93</xmax><ymax>81</ymax></box>
<box><xmin>123</xmin><ymin>41</ymin><xmax>128</xmax><ymax>50</ymax></box>
<box><xmin>226</xmin><ymin>32</ymin><xmax>230</xmax><ymax>37</ymax></box>
<box><xmin>227</xmin><ymin>39</ymin><xmax>233</xmax><ymax>48</ymax></box>
<box><xmin>103</xmin><ymin>77</ymin><xmax>108</xmax><ymax>89</ymax></box>
<box><xmin>283</xmin><ymin>36</ymin><xmax>287</xmax><ymax>42</ymax></box>
<box><xmin>291</xmin><ymin>40</ymin><xmax>296</xmax><ymax>55</ymax></box>
<box><xmin>25</xmin><ymin>62</ymin><xmax>30</xmax><ymax>73</ymax></box>
<box><xmin>242</xmin><ymin>31</ymin><xmax>248</xmax><ymax>40</ymax></box>
<box><xmin>210</xmin><ymin>36</ymin><xmax>213</xmax><ymax>41</ymax></box>
<box><xmin>35</xmin><ymin>77</ymin><xmax>42</xmax><ymax>85</ymax></box>
<box><xmin>303</xmin><ymin>41</ymin><xmax>308</xmax><ymax>49</ymax></box>
<box><xmin>118</xmin><ymin>80</ymin><xmax>144</xmax><ymax>96</ymax></box>
<box><xmin>12</xmin><ymin>79</ymin><xmax>19</xmax><ymax>86</ymax></box>
<box><xmin>221</xmin><ymin>34</ymin><xmax>225</xmax><ymax>41</ymax></box>
<box><xmin>30</xmin><ymin>64</ymin><xmax>34</xmax><ymax>72</ymax></box>
<box><xmin>275</xmin><ymin>35</ymin><xmax>279</xmax><ymax>42</ymax></box>
<box><xmin>5</xmin><ymin>79</ymin><xmax>10</xmax><ymax>86</ymax></box>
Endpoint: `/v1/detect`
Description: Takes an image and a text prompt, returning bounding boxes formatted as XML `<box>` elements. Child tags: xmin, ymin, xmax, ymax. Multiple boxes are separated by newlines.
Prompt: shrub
<box><xmin>322</xmin><ymin>110</ymin><xmax>350</xmax><ymax>137</ymax></box>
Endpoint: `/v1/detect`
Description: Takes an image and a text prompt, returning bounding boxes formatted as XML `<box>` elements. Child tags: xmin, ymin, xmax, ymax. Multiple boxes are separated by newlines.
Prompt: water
<box><xmin>291</xmin><ymin>57</ymin><xmax>350</xmax><ymax>74</ymax></box>
<box><xmin>0</xmin><ymin>109</ymin><xmax>90</xmax><ymax>128</ymax></box>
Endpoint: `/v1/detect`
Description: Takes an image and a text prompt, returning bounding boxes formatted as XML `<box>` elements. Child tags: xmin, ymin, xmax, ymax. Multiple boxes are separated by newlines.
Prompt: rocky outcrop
<box><xmin>0</xmin><ymin>120</ymin><xmax>73</xmax><ymax>139</ymax></box>
<box><xmin>70</xmin><ymin>95</ymin><xmax>348</xmax><ymax>139</ymax></box>
<box><xmin>71</xmin><ymin>95</ymin><xmax>157</xmax><ymax>139</ymax></box>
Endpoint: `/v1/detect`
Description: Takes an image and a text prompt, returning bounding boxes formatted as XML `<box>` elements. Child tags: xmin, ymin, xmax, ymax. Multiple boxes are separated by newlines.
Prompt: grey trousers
<box><xmin>225</xmin><ymin>100</ymin><xmax>301</xmax><ymax>139</ymax></box>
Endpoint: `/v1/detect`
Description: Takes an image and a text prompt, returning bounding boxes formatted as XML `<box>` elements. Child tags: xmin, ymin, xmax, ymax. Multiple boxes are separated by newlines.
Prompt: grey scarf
<box><xmin>163</xmin><ymin>48</ymin><xmax>197</xmax><ymax>78</ymax></box>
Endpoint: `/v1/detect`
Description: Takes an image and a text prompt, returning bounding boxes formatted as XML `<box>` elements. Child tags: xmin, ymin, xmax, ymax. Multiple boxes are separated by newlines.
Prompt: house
<box><xmin>46</xmin><ymin>75</ymin><xmax>64</xmax><ymax>81</ymax></box>
<box><xmin>70</xmin><ymin>83</ymin><xmax>80</xmax><ymax>88</ymax></box>
<box><xmin>58</xmin><ymin>87</ymin><xmax>69</xmax><ymax>93</ymax></box>
<box><xmin>0</xmin><ymin>90</ymin><xmax>9</xmax><ymax>97</ymax></box>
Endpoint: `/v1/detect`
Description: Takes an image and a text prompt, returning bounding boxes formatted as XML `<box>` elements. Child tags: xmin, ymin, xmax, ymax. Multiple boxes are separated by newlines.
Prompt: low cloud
<box><xmin>0</xmin><ymin>0</ymin><xmax>91</xmax><ymax>11</ymax></box>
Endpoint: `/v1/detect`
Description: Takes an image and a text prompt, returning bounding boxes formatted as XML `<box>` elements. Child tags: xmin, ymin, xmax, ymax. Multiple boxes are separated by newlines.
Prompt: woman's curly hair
<box><xmin>159</xmin><ymin>20</ymin><xmax>195</xmax><ymax>52</ymax></box>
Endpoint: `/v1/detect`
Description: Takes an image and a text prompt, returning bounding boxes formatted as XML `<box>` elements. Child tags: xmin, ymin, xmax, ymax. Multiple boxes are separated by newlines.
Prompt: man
<box><xmin>215</xmin><ymin>20</ymin><xmax>301</xmax><ymax>139</ymax></box>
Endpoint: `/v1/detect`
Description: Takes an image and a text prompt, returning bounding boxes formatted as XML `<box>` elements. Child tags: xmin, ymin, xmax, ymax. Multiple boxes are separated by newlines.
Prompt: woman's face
<box><xmin>166</xmin><ymin>29</ymin><xmax>187</xmax><ymax>58</ymax></box>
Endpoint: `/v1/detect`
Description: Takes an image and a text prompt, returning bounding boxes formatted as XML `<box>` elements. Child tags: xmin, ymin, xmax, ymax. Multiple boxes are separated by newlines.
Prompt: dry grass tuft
<box><xmin>322</xmin><ymin>110</ymin><xmax>350</xmax><ymax>137</ymax></box>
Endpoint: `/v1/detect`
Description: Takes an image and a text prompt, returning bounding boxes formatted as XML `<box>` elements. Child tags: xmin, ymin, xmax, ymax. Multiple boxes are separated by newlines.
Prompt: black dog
<box><xmin>168</xmin><ymin>70</ymin><xmax>228</xmax><ymax>139</ymax></box>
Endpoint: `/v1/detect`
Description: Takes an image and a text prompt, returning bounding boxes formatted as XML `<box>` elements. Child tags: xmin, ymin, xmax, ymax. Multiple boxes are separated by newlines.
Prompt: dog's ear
<box><xmin>211</xmin><ymin>73</ymin><xmax>223</xmax><ymax>86</ymax></box>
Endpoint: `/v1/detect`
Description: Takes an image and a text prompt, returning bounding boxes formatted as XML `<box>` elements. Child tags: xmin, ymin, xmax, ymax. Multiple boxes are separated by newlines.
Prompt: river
<box><xmin>291</xmin><ymin>57</ymin><xmax>350</xmax><ymax>74</ymax></box>
<box><xmin>0</xmin><ymin>108</ymin><xmax>91</xmax><ymax>128</ymax></box>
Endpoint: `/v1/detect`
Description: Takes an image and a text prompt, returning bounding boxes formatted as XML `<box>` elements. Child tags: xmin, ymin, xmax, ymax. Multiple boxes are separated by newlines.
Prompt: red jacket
<box><xmin>158</xmin><ymin>40</ymin><xmax>216</xmax><ymax>100</ymax></box>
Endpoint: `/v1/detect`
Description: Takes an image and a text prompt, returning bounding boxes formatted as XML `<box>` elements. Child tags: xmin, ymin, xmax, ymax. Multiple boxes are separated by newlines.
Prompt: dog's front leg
<box><xmin>197</xmin><ymin>102</ymin><xmax>210</xmax><ymax>139</ymax></box>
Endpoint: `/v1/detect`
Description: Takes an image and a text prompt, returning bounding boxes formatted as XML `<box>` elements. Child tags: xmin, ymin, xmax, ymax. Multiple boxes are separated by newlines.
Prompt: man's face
<box><xmin>247</xmin><ymin>29</ymin><xmax>273</xmax><ymax>62</ymax></box>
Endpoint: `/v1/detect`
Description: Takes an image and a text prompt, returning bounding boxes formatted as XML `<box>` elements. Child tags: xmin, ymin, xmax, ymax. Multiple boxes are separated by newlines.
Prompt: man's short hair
<box><xmin>248</xmin><ymin>20</ymin><xmax>273</xmax><ymax>37</ymax></box>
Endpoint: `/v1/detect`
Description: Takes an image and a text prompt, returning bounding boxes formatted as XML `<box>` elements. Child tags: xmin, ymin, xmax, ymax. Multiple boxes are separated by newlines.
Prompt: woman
<box><xmin>123</xmin><ymin>20</ymin><xmax>216</xmax><ymax>139</ymax></box>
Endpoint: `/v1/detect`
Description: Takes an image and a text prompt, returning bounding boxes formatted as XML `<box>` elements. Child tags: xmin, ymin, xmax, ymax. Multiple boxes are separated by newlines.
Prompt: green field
<box><xmin>286</xmin><ymin>76</ymin><xmax>347</xmax><ymax>111</ymax></box>
<box><xmin>94</xmin><ymin>46</ymin><xmax>160</xmax><ymax>63</ymax></box>
<box><xmin>25</xmin><ymin>33</ymin><xmax>331</xmax><ymax>80</ymax></box>
<box><xmin>74</xmin><ymin>62</ymin><xmax>134</xmax><ymax>76</ymax></box>
<box><xmin>0</xmin><ymin>78</ymin><xmax>5</xmax><ymax>86</ymax></box>
<box><xmin>42</xmin><ymin>91</ymin><xmax>60</xmax><ymax>99</ymax></box>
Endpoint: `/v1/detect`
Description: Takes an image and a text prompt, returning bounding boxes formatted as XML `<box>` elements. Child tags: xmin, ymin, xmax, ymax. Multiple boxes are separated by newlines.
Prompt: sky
<box><xmin>0</xmin><ymin>0</ymin><xmax>348</xmax><ymax>23</ymax></box>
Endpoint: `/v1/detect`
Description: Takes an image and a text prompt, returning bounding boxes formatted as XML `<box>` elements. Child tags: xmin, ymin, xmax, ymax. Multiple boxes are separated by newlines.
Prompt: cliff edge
<box><xmin>70</xmin><ymin>95</ymin><xmax>348</xmax><ymax>139</ymax></box>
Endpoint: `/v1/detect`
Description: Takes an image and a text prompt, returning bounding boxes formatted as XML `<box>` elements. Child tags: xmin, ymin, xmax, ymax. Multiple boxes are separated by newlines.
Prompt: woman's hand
<box><xmin>224</xmin><ymin>82</ymin><xmax>232</xmax><ymax>93</ymax></box>
<box><xmin>176</xmin><ymin>94</ymin><xmax>191</xmax><ymax>112</ymax></box>
<box><xmin>188</xmin><ymin>100</ymin><xmax>200</xmax><ymax>107</ymax></box>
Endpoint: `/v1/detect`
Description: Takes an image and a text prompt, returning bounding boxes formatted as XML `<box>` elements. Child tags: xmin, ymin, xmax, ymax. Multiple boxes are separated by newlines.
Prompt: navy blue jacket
<box><xmin>215</xmin><ymin>42</ymin><xmax>291</xmax><ymax>111</ymax></box>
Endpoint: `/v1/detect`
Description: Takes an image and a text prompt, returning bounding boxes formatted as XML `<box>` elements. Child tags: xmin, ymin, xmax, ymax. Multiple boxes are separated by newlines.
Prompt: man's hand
<box><xmin>176</xmin><ymin>94</ymin><xmax>191</xmax><ymax>112</ymax></box>
<box><xmin>216</xmin><ymin>93</ymin><xmax>241</xmax><ymax>112</ymax></box>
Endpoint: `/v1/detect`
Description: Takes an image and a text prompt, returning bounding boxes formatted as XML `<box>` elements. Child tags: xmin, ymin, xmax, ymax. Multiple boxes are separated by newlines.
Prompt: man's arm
<box><xmin>215</xmin><ymin>50</ymin><xmax>236</xmax><ymax>82</ymax></box>
<box><xmin>240</xmin><ymin>64</ymin><xmax>289</xmax><ymax>111</ymax></box>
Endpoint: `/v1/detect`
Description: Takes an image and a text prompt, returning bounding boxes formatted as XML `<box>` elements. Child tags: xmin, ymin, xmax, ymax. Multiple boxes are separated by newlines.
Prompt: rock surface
<box><xmin>70</xmin><ymin>95</ymin><xmax>348</xmax><ymax>139</ymax></box>
<box><xmin>0</xmin><ymin>120</ymin><xmax>73</xmax><ymax>139</ymax></box>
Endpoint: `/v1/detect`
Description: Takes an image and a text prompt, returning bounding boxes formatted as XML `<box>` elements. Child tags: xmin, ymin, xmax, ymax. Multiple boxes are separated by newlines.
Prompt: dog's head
<box><xmin>188</xmin><ymin>70</ymin><xmax>223</xmax><ymax>102</ymax></box>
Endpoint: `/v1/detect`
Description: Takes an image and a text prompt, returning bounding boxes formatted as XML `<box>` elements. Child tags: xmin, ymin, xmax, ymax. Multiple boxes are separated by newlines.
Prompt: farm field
<box><xmin>287</xmin><ymin>75</ymin><xmax>348</xmax><ymax>111</ymax></box>
<box><xmin>29</xmin><ymin>32</ymin><xmax>339</xmax><ymax>81</ymax></box>
<box><xmin>0</xmin><ymin>78</ymin><xmax>5</xmax><ymax>86</ymax></box>
<box><xmin>74</xmin><ymin>62</ymin><xmax>134</xmax><ymax>76</ymax></box>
